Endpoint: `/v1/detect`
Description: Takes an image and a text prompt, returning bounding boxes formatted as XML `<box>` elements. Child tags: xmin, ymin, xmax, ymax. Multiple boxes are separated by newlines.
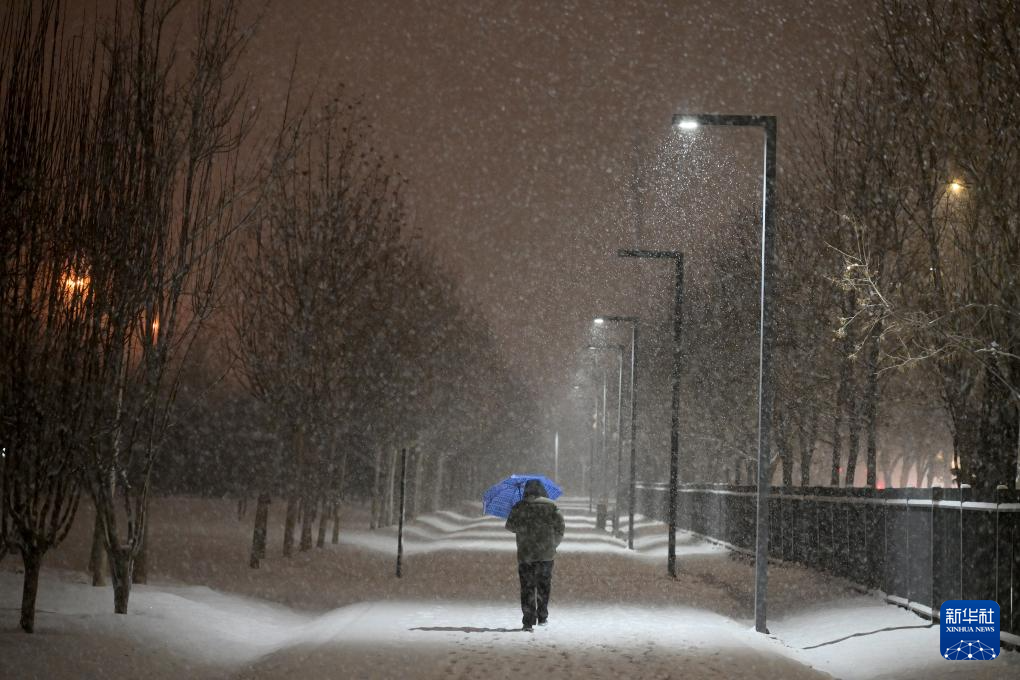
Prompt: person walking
<box><xmin>505</xmin><ymin>479</ymin><xmax>566</xmax><ymax>632</ymax></box>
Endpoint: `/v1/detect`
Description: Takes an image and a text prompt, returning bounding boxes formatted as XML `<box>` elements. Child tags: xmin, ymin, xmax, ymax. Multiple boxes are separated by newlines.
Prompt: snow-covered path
<box><xmin>233</xmin><ymin>498</ymin><xmax>823</xmax><ymax>679</ymax></box>
<box><xmin>236</xmin><ymin>600</ymin><xmax>825</xmax><ymax>680</ymax></box>
<box><xmin>2</xmin><ymin>497</ymin><xmax>1018</xmax><ymax>679</ymax></box>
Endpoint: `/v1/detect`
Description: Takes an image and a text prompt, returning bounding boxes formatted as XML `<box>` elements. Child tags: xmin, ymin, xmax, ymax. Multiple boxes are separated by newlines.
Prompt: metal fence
<box><xmin>634</xmin><ymin>482</ymin><xmax>1020</xmax><ymax>638</ymax></box>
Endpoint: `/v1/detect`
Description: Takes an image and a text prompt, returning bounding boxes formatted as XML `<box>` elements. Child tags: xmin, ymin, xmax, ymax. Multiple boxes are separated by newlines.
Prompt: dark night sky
<box><xmin>68</xmin><ymin>0</ymin><xmax>867</xmax><ymax>459</ymax></box>
<box><xmin>234</xmin><ymin>0</ymin><xmax>865</xmax><ymax>426</ymax></box>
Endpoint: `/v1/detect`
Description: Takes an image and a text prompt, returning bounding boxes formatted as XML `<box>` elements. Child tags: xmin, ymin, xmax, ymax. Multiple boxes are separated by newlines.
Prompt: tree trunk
<box><xmin>433</xmin><ymin>455</ymin><xmax>445</xmax><ymax>511</ymax></box>
<box><xmin>316</xmin><ymin>498</ymin><xmax>328</xmax><ymax>548</ymax></box>
<box><xmin>844</xmin><ymin>391</ymin><xmax>861</xmax><ymax>487</ymax></box>
<box><xmin>975</xmin><ymin>368</ymin><xmax>1019</xmax><ymax>491</ymax></box>
<box><xmin>831</xmin><ymin>296</ymin><xmax>854</xmax><ymax>486</ymax></box>
<box><xmin>299</xmin><ymin>493</ymin><xmax>316</xmax><ymax>552</ymax></box>
<box><xmin>132</xmin><ymin>510</ymin><xmax>150</xmax><ymax>584</ymax></box>
<box><xmin>831</xmin><ymin>358</ymin><xmax>850</xmax><ymax>486</ymax></box>
<box><xmin>385</xmin><ymin>447</ymin><xmax>397</xmax><ymax>526</ymax></box>
<box><xmin>382</xmin><ymin>451</ymin><xmax>390</xmax><ymax>528</ymax></box>
<box><xmin>89</xmin><ymin>510</ymin><xmax>107</xmax><ymax>587</ymax></box>
<box><xmin>781</xmin><ymin>444</ymin><xmax>794</xmax><ymax>487</ymax></box>
<box><xmin>918</xmin><ymin>457</ymin><xmax>931</xmax><ymax>487</ymax></box>
<box><xmin>863</xmin><ymin>330</ymin><xmax>882</xmax><ymax>488</ymax></box>
<box><xmin>109</xmin><ymin>547</ymin><xmax>133</xmax><ymax>615</ymax></box>
<box><xmin>405</xmin><ymin>449</ymin><xmax>415</xmax><ymax>519</ymax></box>
<box><xmin>331</xmin><ymin>501</ymin><xmax>340</xmax><ymax>544</ymax></box>
<box><xmin>370</xmin><ymin>448</ymin><xmax>382</xmax><ymax>529</ymax></box>
<box><xmin>250</xmin><ymin>493</ymin><xmax>270</xmax><ymax>568</ymax></box>
<box><xmin>332</xmin><ymin>449</ymin><xmax>348</xmax><ymax>543</ymax></box>
<box><xmin>800</xmin><ymin>411</ymin><xmax>818</xmax><ymax>486</ymax></box>
<box><xmin>283</xmin><ymin>495</ymin><xmax>298</xmax><ymax>557</ymax></box>
<box><xmin>19</xmin><ymin>546</ymin><xmax>43</xmax><ymax>633</ymax></box>
<box><xmin>411</xmin><ymin>448</ymin><xmax>424</xmax><ymax>519</ymax></box>
<box><xmin>898</xmin><ymin>455</ymin><xmax>912</xmax><ymax>487</ymax></box>
<box><xmin>777</xmin><ymin>411</ymin><xmax>794</xmax><ymax>487</ymax></box>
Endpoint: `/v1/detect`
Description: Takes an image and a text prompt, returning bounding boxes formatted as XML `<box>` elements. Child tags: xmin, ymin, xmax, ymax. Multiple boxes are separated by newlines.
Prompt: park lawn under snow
<box><xmin>2</xmin><ymin>497</ymin><xmax>1018</xmax><ymax>679</ymax></box>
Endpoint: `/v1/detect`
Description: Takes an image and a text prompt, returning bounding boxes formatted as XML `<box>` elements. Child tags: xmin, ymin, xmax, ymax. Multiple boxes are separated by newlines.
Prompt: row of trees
<box><xmin>1</xmin><ymin>0</ymin><xmax>253</xmax><ymax>631</ymax></box>
<box><xmin>776</xmin><ymin>0</ymin><xmax>1020</xmax><ymax>492</ymax></box>
<box><xmin>227</xmin><ymin>99</ymin><xmax>536</xmax><ymax>562</ymax></box>
<box><xmin>692</xmin><ymin>0</ymin><xmax>1018</xmax><ymax>491</ymax></box>
<box><xmin>1</xmin><ymin>0</ymin><xmax>538</xmax><ymax>633</ymax></box>
<box><xmin>619</xmin><ymin>0</ymin><xmax>1017</xmax><ymax>493</ymax></box>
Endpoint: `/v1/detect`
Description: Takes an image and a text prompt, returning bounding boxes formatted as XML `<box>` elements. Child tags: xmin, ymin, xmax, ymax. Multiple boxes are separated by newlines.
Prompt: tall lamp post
<box><xmin>594</xmin><ymin>315</ymin><xmax>639</xmax><ymax>548</ymax></box>
<box><xmin>587</xmin><ymin>342</ymin><xmax>625</xmax><ymax>533</ymax></box>
<box><xmin>582</xmin><ymin>353</ymin><xmax>605</xmax><ymax>513</ymax></box>
<box><xmin>617</xmin><ymin>249</ymin><xmax>684</xmax><ymax>578</ymax></box>
<box><xmin>673</xmin><ymin>113</ymin><xmax>777</xmax><ymax>635</ymax></box>
<box><xmin>553</xmin><ymin>431</ymin><xmax>559</xmax><ymax>482</ymax></box>
<box><xmin>587</xmin><ymin>351</ymin><xmax>610</xmax><ymax>526</ymax></box>
<box><xmin>570</xmin><ymin>383</ymin><xmax>593</xmax><ymax>507</ymax></box>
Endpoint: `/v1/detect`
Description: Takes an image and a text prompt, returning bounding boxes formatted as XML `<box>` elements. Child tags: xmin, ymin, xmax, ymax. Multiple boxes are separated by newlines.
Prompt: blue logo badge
<box><xmin>940</xmin><ymin>600</ymin><xmax>999</xmax><ymax>660</ymax></box>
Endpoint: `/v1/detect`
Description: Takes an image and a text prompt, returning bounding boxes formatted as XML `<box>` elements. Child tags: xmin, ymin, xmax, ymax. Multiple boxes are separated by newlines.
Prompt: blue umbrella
<box><xmin>482</xmin><ymin>474</ymin><xmax>563</xmax><ymax>518</ymax></box>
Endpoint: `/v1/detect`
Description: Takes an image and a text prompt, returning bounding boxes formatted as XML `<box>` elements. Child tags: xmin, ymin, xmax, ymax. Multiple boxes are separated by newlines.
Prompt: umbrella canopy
<box><xmin>482</xmin><ymin>474</ymin><xmax>563</xmax><ymax>518</ymax></box>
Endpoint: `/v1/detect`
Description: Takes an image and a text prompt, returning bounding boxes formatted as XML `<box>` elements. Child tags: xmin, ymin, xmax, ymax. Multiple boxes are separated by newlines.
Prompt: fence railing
<box><xmin>634</xmin><ymin>482</ymin><xmax>1020</xmax><ymax>638</ymax></box>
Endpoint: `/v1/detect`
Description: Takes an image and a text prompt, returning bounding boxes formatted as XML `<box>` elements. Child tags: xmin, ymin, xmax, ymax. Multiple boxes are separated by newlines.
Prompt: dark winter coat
<box><xmin>505</xmin><ymin>494</ymin><xmax>565</xmax><ymax>563</ymax></box>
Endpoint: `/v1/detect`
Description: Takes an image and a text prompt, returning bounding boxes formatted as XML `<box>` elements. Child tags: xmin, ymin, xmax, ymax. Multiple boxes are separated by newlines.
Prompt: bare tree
<box><xmin>75</xmin><ymin>0</ymin><xmax>255</xmax><ymax>613</ymax></box>
<box><xmin>0</xmin><ymin>0</ymin><xmax>104</xmax><ymax>632</ymax></box>
<box><xmin>232</xmin><ymin>91</ymin><xmax>406</xmax><ymax>563</ymax></box>
<box><xmin>834</xmin><ymin>0</ymin><xmax>1020</xmax><ymax>490</ymax></box>
<box><xmin>797</xmin><ymin>47</ymin><xmax>921</xmax><ymax>489</ymax></box>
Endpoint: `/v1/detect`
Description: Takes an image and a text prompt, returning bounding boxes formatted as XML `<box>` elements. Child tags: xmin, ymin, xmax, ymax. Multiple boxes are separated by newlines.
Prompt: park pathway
<box><xmin>5</xmin><ymin>496</ymin><xmax>1015</xmax><ymax>679</ymax></box>
<box><xmin>233</xmin><ymin>497</ymin><xmax>831</xmax><ymax>680</ymax></box>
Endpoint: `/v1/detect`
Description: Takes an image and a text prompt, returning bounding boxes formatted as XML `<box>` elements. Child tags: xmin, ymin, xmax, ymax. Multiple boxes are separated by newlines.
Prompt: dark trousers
<box><xmin>518</xmin><ymin>560</ymin><xmax>554</xmax><ymax>626</ymax></box>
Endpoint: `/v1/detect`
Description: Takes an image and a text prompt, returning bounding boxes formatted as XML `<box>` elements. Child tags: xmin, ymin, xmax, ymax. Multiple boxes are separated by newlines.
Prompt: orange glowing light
<box><xmin>63</xmin><ymin>274</ymin><xmax>89</xmax><ymax>294</ymax></box>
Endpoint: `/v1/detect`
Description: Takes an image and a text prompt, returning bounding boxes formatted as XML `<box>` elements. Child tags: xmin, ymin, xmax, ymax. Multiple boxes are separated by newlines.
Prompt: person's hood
<box><xmin>523</xmin><ymin>479</ymin><xmax>548</xmax><ymax>498</ymax></box>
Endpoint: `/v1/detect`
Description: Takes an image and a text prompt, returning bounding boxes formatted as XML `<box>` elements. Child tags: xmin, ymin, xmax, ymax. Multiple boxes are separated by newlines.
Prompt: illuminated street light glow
<box><xmin>949</xmin><ymin>180</ymin><xmax>964</xmax><ymax>193</ymax></box>
<box><xmin>675</xmin><ymin>119</ymin><xmax>699</xmax><ymax>130</ymax></box>
<box><xmin>63</xmin><ymin>274</ymin><xmax>88</xmax><ymax>294</ymax></box>
<box><xmin>593</xmin><ymin>317</ymin><xmax>605</xmax><ymax>325</ymax></box>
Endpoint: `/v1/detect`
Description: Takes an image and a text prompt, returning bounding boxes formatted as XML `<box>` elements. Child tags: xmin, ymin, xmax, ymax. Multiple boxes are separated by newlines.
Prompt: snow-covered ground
<box><xmin>1</xmin><ymin>496</ymin><xmax>1017</xmax><ymax>679</ymax></box>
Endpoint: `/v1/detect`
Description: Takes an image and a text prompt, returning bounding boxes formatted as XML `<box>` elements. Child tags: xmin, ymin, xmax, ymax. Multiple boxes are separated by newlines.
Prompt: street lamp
<box><xmin>577</xmin><ymin>357</ymin><xmax>603</xmax><ymax>513</ymax></box>
<box><xmin>593</xmin><ymin>315</ymin><xmax>640</xmax><ymax>548</ymax></box>
<box><xmin>584</xmin><ymin>347</ymin><xmax>611</xmax><ymax>525</ymax></box>
<box><xmin>617</xmin><ymin>249</ymin><xmax>684</xmax><ymax>578</ymax></box>
<box><xmin>588</xmin><ymin>341</ymin><xmax>625</xmax><ymax>533</ymax></box>
<box><xmin>673</xmin><ymin>112</ymin><xmax>777</xmax><ymax>635</ymax></box>
<box><xmin>553</xmin><ymin>431</ymin><xmax>559</xmax><ymax>482</ymax></box>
